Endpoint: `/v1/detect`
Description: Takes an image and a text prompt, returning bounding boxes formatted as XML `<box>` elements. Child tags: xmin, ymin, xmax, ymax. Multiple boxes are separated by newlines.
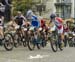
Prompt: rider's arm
<box><xmin>13</xmin><ymin>16</ymin><xmax>18</xmax><ymax>25</ymax></box>
<box><xmin>14</xmin><ymin>16</ymin><xmax>17</xmax><ymax>20</ymax></box>
<box><xmin>22</xmin><ymin>16</ymin><xmax>27</xmax><ymax>22</ymax></box>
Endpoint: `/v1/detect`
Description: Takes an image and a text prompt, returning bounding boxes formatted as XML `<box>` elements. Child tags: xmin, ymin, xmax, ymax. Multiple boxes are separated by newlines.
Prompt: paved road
<box><xmin>0</xmin><ymin>44</ymin><xmax>75</xmax><ymax>62</ymax></box>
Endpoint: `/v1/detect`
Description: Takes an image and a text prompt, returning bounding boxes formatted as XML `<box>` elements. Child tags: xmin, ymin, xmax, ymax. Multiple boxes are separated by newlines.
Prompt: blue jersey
<box><xmin>31</xmin><ymin>15</ymin><xmax>40</xmax><ymax>28</ymax></box>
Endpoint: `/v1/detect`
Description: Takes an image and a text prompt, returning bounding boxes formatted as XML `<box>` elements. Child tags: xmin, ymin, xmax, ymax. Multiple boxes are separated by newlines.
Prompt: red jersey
<box><xmin>40</xmin><ymin>19</ymin><xmax>45</xmax><ymax>28</ymax></box>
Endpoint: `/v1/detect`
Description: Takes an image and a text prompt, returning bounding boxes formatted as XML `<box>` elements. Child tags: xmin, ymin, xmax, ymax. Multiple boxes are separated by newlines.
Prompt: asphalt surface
<box><xmin>0</xmin><ymin>44</ymin><xmax>75</xmax><ymax>62</ymax></box>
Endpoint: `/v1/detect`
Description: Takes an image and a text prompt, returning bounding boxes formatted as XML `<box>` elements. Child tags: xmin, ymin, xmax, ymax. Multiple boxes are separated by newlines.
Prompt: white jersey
<box><xmin>0</xmin><ymin>18</ymin><xmax>3</xmax><ymax>26</ymax></box>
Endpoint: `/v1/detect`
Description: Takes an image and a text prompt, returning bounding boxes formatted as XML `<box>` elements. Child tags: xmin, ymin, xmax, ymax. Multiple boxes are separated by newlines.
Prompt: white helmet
<box><xmin>27</xmin><ymin>10</ymin><xmax>33</xmax><ymax>16</ymax></box>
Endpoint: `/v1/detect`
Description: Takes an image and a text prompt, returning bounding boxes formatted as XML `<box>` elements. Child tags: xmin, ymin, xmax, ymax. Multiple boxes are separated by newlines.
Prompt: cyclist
<box><xmin>26</xmin><ymin>10</ymin><xmax>40</xmax><ymax>28</ymax></box>
<box><xmin>63</xmin><ymin>23</ymin><xmax>69</xmax><ymax>47</ymax></box>
<box><xmin>6</xmin><ymin>16</ymin><xmax>18</xmax><ymax>31</ymax></box>
<box><xmin>40</xmin><ymin>17</ymin><xmax>46</xmax><ymax>29</ymax></box>
<box><xmin>64</xmin><ymin>23</ymin><xmax>69</xmax><ymax>34</ymax></box>
<box><xmin>0</xmin><ymin>3</ymin><xmax>5</xmax><ymax>17</ymax></box>
<box><xmin>14</xmin><ymin>11</ymin><xmax>27</xmax><ymax>27</ymax></box>
<box><xmin>0</xmin><ymin>15</ymin><xmax>4</xmax><ymax>45</ymax></box>
<box><xmin>50</xmin><ymin>13</ymin><xmax>64</xmax><ymax>49</ymax></box>
<box><xmin>14</xmin><ymin>11</ymin><xmax>27</xmax><ymax>36</ymax></box>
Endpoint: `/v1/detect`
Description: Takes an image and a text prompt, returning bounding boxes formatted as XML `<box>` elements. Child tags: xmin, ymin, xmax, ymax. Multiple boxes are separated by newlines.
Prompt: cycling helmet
<box><xmin>27</xmin><ymin>10</ymin><xmax>33</xmax><ymax>17</ymax></box>
<box><xmin>50</xmin><ymin>13</ymin><xmax>56</xmax><ymax>19</ymax></box>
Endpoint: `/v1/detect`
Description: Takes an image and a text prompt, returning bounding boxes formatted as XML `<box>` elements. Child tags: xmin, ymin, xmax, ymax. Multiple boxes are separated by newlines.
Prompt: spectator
<box><xmin>1</xmin><ymin>0</ymin><xmax>12</xmax><ymax>21</ymax></box>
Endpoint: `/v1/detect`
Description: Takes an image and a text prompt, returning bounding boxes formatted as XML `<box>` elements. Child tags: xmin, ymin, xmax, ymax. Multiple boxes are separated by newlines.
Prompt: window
<box><xmin>61</xmin><ymin>0</ymin><xmax>65</xmax><ymax>3</ymax></box>
<box><xmin>56</xmin><ymin>6</ymin><xmax>59</xmax><ymax>12</ymax></box>
<box><xmin>62</xmin><ymin>0</ymin><xmax>65</xmax><ymax>1</ymax></box>
<box><xmin>57</xmin><ymin>0</ymin><xmax>60</xmax><ymax>2</ymax></box>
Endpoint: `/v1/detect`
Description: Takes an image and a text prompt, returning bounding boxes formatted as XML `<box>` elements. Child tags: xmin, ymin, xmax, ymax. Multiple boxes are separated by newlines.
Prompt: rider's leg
<box><xmin>58</xmin><ymin>27</ymin><xmax>64</xmax><ymax>47</ymax></box>
<box><xmin>60</xmin><ymin>33</ymin><xmax>64</xmax><ymax>43</ymax></box>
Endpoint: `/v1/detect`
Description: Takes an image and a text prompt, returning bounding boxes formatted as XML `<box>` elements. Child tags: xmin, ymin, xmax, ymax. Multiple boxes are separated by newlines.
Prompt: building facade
<box><xmin>54</xmin><ymin>0</ymin><xmax>75</xmax><ymax>19</ymax></box>
<box><xmin>42</xmin><ymin>0</ymin><xmax>56</xmax><ymax>18</ymax></box>
<box><xmin>32</xmin><ymin>0</ymin><xmax>75</xmax><ymax>19</ymax></box>
<box><xmin>55</xmin><ymin>0</ymin><xmax>71</xmax><ymax>19</ymax></box>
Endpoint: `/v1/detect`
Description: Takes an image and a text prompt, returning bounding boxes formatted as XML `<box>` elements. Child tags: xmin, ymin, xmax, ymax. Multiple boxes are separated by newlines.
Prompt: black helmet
<box><xmin>50</xmin><ymin>13</ymin><xmax>56</xmax><ymax>19</ymax></box>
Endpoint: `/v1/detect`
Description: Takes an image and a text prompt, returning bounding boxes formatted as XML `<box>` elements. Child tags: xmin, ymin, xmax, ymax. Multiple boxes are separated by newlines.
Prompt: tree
<box><xmin>12</xmin><ymin>0</ymin><xmax>33</xmax><ymax>16</ymax></box>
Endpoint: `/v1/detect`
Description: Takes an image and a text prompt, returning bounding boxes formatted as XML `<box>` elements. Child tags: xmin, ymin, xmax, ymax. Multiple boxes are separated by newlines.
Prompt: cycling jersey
<box><xmin>63</xmin><ymin>26</ymin><xmax>69</xmax><ymax>32</ymax></box>
<box><xmin>64</xmin><ymin>27</ymin><xmax>69</xmax><ymax>32</ymax></box>
<box><xmin>40</xmin><ymin>19</ymin><xmax>46</xmax><ymax>28</ymax></box>
<box><xmin>54</xmin><ymin>17</ymin><xmax>63</xmax><ymax>30</ymax></box>
<box><xmin>31</xmin><ymin>15</ymin><xmax>40</xmax><ymax>28</ymax></box>
<box><xmin>52</xmin><ymin>17</ymin><xmax>63</xmax><ymax>34</ymax></box>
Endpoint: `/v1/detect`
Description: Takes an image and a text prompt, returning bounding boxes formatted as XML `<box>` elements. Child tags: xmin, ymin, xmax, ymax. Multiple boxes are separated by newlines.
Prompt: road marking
<box><xmin>0</xmin><ymin>58</ymin><xmax>24</xmax><ymax>62</ymax></box>
<box><xmin>28</xmin><ymin>54</ymin><xmax>49</xmax><ymax>59</ymax></box>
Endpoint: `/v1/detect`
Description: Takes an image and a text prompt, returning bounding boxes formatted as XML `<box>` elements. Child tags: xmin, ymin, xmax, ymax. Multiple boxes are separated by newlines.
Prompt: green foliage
<box><xmin>12</xmin><ymin>0</ymin><xmax>33</xmax><ymax>15</ymax></box>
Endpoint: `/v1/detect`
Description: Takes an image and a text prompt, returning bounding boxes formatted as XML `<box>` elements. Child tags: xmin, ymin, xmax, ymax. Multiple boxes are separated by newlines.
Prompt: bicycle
<box><xmin>68</xmin><ymin>32</ymin><xmax>75</xmax><ymax>47</ymax></box>
<box><xmin>27</xmin><ymin>27</ymin><xmax>47</xmax><ymax>51</ymax></box>
<box><xmin>0</xmin><ymin>25</ymin><xmax>14</xmax><ymax>51</ymax></box>
<box><xmin>48</xmin><ymin>29</ymin><xmax>64</xmax><ymax>52</ymax></box>
<box><xmin>13</xmin><ymin>25</ymin><xmax>26</xmax><ymax>47</ymax></box>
